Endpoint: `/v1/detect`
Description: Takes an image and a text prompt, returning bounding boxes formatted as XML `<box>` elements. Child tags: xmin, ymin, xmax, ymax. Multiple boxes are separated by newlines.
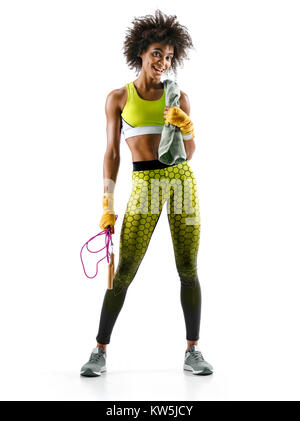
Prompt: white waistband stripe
<box><xmin>121</xmin><ymin>118</ymin><xmax>193</xmax><ymax>140</ymax></box>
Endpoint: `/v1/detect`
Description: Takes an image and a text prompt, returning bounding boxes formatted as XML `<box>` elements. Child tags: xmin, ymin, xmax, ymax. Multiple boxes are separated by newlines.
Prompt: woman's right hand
<box><xmin>99</xmin><ymin>193</ymin><xmax>115</xmax><ymax>233</ymax></box>
<box><xmin>99</xmin><ymin>215</ymin><xmax>115</xmax><ymax>233</ymax></box>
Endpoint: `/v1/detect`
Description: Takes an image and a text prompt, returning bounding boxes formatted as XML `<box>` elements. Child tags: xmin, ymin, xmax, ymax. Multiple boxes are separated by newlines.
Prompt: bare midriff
<box><xmin>125</xmin><ymin>133</ymin><xmax>162</xmax><ymax>162</ymax></box>
<box><xmin>119</xmin><ymin>83</ymin><xmax>164</xmax><ymax>162</ymax></box>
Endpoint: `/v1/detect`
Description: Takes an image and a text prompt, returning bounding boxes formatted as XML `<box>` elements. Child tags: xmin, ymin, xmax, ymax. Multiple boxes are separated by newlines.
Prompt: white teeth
<box><xmin>154</xmin><ymin>66</ymin><xmax>163</xmax><ymax>72</ymax></box>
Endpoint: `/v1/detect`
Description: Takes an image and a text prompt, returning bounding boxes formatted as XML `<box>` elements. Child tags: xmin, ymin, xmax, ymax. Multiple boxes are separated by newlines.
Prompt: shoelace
<box><xmin>89</xmin><ymin>352</ymin><xmax>104</xmax><ymax>363</ymax></box>
<box><xmin>190</xmin><ymin>350</ymin><xmax>204</xmax><ymax>362</ymax></box>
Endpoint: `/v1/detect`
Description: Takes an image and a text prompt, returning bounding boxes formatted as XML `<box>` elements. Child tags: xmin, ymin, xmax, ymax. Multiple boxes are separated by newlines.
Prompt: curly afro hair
<box><xmin>123</xmin><ymin>9</ymin><xmax>194</xmax><ymax>78</ymax></box>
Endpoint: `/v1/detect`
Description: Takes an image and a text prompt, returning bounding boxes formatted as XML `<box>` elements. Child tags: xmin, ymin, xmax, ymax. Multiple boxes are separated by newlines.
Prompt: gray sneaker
<box><xmin>184</xmin><ymin>345</ymin><xmax>213</xmax><ymax>375</ymax></box>
<box><xmin>80</xmin><ymin>347</ymin><xmax>107</xmax><ymax>377</ymax></box>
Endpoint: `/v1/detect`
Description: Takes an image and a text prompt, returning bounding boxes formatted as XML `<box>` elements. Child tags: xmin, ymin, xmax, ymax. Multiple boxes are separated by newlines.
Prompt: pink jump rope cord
<box><xmin>80</xmin><ymin>214</ymin><xmax>118</xmax><ymax>279</ymax></box>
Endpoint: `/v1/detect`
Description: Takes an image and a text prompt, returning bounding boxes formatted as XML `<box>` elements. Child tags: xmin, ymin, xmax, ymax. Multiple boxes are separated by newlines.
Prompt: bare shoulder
<box><xmin>105</xmin><ymin>86</ymin><xmax>127</xmax><ymax>113</ymax></box>
<box><xmin>179</xmin><ymin>90</ymin><xmax>191</xmax><ymax>115</ymax></box>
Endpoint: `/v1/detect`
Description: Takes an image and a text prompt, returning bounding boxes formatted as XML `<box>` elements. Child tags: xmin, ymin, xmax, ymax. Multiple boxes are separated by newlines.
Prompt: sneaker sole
<box><xmin>80</xmin><ymin>367</ymin><xmax>106</xmax><ymax>377</ymax></box>
<box><xmin>184</xmin><ymin>363</ymin><xmax>213</xmax><ymax>375</ymax></box>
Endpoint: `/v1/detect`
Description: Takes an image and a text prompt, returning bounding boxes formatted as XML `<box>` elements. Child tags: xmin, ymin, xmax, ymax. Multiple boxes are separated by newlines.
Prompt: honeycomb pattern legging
<box><xmin>96</xmin><ymin>159</ymin><xmax>201</xmax><ymax>344</ymax></box>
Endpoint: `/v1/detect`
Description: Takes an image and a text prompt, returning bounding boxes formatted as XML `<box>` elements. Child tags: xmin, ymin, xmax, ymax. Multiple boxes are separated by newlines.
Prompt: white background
<box><xmin>0</xmin><ymin>0</ymin><xmax>300</xmax><ymax>401</ymax></box>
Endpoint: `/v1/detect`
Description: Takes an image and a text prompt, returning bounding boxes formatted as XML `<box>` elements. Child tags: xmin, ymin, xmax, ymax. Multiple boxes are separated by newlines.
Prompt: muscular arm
<box><xmin>103</xmin><ymin>90</ymin><xmax>121</xmax><ymax>193</ymax></box>
<box><xmin>179</xmin><ymin>91</ymin><xmax>196</xmax><ymax>161</ymax></box>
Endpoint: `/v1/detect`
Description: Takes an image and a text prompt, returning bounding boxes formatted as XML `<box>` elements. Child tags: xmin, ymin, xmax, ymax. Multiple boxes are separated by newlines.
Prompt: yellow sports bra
<box><xmin>120</xmin><ymin>81</ymin><xmax>166</xmax><ymax>140</ymax></box>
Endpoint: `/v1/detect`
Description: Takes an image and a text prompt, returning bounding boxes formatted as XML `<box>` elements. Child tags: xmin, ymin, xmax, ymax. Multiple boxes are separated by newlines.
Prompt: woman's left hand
<box><xmin>164</xmin><ymin>106</ymin><xmax>170</xmax><ymax>120</ymax></box>
<box><xmin>164</xmin><ymin>106</ymin><xmax>188</xmax><ymax>126</ymax></box>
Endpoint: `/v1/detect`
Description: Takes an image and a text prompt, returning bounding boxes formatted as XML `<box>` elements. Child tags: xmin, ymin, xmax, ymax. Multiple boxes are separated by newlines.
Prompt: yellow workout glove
<box><xmin>164</xmin><ymin>106</ymin><xmax>195</xmax><ymax>140</ymax></box>
<box><xmin>99</xmin><ymin>192</ymin><xmax>115</xmax><ymax>233</ymax></box>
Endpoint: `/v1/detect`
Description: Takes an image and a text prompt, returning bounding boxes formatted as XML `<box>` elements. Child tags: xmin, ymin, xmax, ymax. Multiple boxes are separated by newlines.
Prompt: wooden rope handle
<box><xmin>107</xmin><ymin>252</ymin><xmax>114</xmax><ymax>290</ymax></box>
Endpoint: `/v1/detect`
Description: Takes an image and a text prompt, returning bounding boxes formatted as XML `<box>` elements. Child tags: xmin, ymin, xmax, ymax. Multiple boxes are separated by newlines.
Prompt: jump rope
<box><xmin>80</xmin><ymin>215</ymin><xmax>118</xmax><ymax>289</ymax></box>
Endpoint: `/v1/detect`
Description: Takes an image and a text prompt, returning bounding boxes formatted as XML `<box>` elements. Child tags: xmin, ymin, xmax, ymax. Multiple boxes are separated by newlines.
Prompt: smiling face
<box><xmin>139</xmin><ymin>42</ymin><xmax>174</xmax><ymax>78</ymax></box>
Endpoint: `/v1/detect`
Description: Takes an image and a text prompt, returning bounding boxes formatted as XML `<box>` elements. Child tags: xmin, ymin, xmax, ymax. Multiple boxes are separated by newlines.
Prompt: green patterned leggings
<box><xmin>96</xmin><ymin>159</ymin><xmax>202</xmax><ymax>344</ymax></box>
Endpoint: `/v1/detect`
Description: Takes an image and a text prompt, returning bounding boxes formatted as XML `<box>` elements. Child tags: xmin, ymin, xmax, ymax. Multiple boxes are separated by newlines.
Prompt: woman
<box><xmin>80</xmin><ymin>9</ymin><xmax>213</xmax><ymax>377</ymax></box>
